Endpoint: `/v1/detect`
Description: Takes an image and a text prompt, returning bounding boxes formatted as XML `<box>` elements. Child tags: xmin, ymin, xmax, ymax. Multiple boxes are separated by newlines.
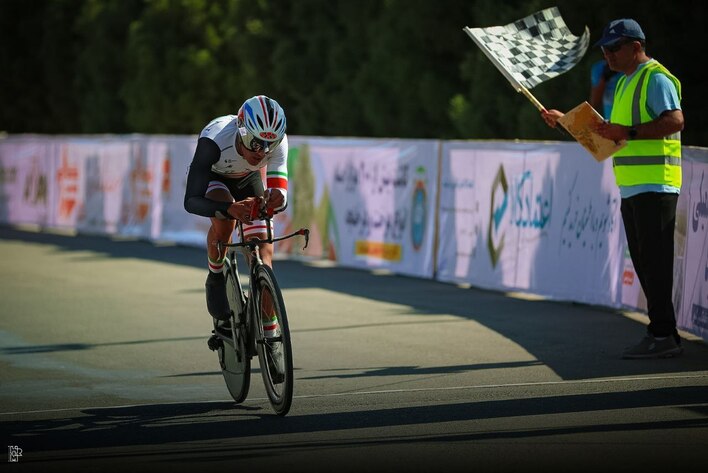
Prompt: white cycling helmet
<box><xmin>237</xmin><ymin>95</ymin><xmax>287</xmax><ymax>153</ymax></box>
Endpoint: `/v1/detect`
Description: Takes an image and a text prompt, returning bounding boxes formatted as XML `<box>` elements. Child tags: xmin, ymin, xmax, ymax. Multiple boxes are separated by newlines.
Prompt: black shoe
<box><xmin>207</xmin><ymin>334</ymin><xmax>223</xmax><ymax>351</ymax></box>
<box><xmin>205</xmin><ymin>272</ymin><xmax>230</xmax><ymax>320</ymax></box>
<box><xmin>622</xmin><ymin>333</ymin><xmax>683</xmax><ymax>359</ymax></box>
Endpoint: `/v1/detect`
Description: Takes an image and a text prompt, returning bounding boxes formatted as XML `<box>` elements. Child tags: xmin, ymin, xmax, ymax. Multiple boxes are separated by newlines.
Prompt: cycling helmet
<box><xmin>237</xmin><ymin>95</ymin><xmax>287</xmax><ymax>153</ymax></box>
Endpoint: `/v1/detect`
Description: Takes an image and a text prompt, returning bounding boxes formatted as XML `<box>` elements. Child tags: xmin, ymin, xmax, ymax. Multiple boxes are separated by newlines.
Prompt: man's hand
<box><xmin>264</xmin><ymin>188</ymin><xmax>284</xmax><ymax>211</ymax></box>
<box><xmin>541</xmin><ymin>109</ymin><xmax>564</xmax><ymax>128</ymax></box>
<box><xmin>227</xmin><ymin>196</ymin><xmax>259</xmax><ymax>223</ymax></box>
<box><xmin>592</xmin><ymin>110</ymin><xmax>684</xmax><ymax>142</ymax></box>
<box><xmin>592</xmin><ymin>121</ymin><xmax>628</xmax><ymax>142</ymax></box>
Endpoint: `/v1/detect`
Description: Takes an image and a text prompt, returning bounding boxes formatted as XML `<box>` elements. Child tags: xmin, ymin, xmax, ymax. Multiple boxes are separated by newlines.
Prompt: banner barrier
<box><xmin>436</xmin><ymin>141</ymin><xmax>624</xmax><ymax>308</ymax></box>
<box><xmin>677</xmin><ymin>150</ymin><xmax>708</xmax><ymax>338</ymax></box>
<box><xmin>279</xmin><ymin>137</ymin><xmax>439</xmax><ymax>278</ymax></box>
<box><xmin>1</xmin><ymin>135</ymin><xmax>706</xmax><ymax>341</ymax></box>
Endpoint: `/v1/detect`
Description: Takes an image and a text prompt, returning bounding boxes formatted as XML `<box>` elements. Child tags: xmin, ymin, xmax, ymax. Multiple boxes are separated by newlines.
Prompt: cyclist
<box><xmin>184</xmin><ymin>95</ymin><xmax>288</xmax><ymax>377</ymax></box>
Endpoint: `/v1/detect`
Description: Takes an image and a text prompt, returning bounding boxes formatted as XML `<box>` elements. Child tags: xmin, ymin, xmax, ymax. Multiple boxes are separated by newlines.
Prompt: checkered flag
<box><xmin>464</xmin><ymin>7</ymin><xmax>589</xmax><ymax>109</ymax></box>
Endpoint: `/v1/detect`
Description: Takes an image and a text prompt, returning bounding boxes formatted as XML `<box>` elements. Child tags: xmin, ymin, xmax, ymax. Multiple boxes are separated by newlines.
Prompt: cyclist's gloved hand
<box><xmin>264</xmin><ymin>189</ymin><xmax>284</xmax><ymax>213</ymax></box>
<box><xmin>249</xmin><ymin>197</ymin><xmax>264</xmax><ymax>221</ymax></box>
<box><xmin>228</xmin><ymin>197</ymin><xmax>259</xmax><ymax>223</ymax></box>
<box><xmin>250</xmin><ymin>196</ymin><xmax>273</xmax><ymax>220</ymax></box>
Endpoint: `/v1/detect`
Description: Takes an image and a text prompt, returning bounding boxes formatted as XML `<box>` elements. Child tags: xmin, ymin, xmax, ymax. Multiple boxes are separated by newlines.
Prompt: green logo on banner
<box><xmin>488</xmin><ymin>165</ymin><xmax>508</xmax><ymax>267</ymax></box>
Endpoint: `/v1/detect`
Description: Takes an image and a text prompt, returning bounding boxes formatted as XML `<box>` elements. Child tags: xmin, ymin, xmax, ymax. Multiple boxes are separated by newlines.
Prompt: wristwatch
<box><xmin>628</xmin><ymin>126</ymin><xmax>638</xmax><ymax>140</ymax></box>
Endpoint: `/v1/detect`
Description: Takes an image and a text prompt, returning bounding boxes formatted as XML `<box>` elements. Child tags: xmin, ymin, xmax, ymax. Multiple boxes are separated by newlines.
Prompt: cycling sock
<box><xmin>263</xmin><ymin>315</ymin><xmax>279</xmax><ymax>337</ymax></box>
<box><xmin>208</xmin><ymin>255</ymin><xmax>224</xmax><ymax>274</ymax></box>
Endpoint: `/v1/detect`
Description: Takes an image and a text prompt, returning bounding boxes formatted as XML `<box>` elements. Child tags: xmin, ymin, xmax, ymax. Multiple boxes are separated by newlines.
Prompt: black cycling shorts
<box><xmin>207</xmin><ymin>171</ymin><xmax>264</xmax><ymax>201</ymax></box>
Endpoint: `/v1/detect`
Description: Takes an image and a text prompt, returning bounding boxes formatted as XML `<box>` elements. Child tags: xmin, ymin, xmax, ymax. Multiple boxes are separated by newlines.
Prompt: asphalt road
<box><xmin>1</xmin><ymin>225</ymin><xmax>707</xmax><ymax>472</ymax></box>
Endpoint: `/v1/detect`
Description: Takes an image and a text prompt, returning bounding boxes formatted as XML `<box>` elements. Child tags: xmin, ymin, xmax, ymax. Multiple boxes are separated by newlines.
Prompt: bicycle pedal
<box><xmin>207</xmin><ymin>334</ymin><xmax>223</xmax><ymax>351</ymax></box>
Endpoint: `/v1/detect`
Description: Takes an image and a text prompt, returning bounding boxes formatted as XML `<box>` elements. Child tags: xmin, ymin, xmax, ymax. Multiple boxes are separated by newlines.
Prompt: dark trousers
<box><xmin>620</xmin><ymin>192</ymin><xmax>679</xmax><ymax>340</ymax></box>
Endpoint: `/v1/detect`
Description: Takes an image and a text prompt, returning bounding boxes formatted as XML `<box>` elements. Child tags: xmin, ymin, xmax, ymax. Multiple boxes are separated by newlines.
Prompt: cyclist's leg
<box><xmin>259</xmin><ymin>241</ymin><xmax>274</xmax><ymax>268</ymax></box>
<box><xmin>234</xmin><ymin>227</ymin><xmax>276</xmax><ymax>318</ymax></box>
<box><xmin>241</xmin><ymin>233</ymin><xmax>281</xmax><ymax>370</ymax></box>
<box><xmin>231</xmin><ymin>170</ymin><xmax>278</xmax><ymax>323</ymax></box>
<box><xmin>255</xmin><ymin>264</ymin><xmax>292</xmax><ymax>407</ymax></box>
<box><xmin>206</xmin><ymin>185</ymin><xmax>236</xmax><ymax>261</ymax></box>
<box><xmin>238</xmin><ymin>236</ymin><xmax>275</xmax><ymax>320</ymax></box>
<box><xmin>204</xmin><ymin>181</ymin><xmax>236</xmax><ymax>320</ymax></box>
<box><xmin>258</xmin><ymin>241</ymin><xmax>276</xmax><ymax>321</ymax></box>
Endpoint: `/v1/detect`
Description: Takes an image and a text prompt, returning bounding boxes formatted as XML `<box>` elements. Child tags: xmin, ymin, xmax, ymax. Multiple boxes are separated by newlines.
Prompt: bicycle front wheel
<box><xmin>254</xmin><ymin>265</ymin><xmax>294</xmax><ymax>416</ymax></box>
<box><xmin>219</xmin><ymin>261</ymin><xmax>251</xmax><ymax>403</ymax></box>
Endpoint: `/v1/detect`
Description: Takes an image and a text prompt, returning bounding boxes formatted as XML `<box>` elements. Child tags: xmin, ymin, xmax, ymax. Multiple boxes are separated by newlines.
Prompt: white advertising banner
<box><xmin>157</xmin><ymin>136</ymin><xmax>208</xmax><ymax>245</ymax></box>
<box><xmin>54</xmin><ymin>141</ymin><xmax>87</xmax><ymax>229</ymax></box>
<box><xmin>119</xmin><ymin>138</ymin><xmax>167</xmax><ymax>240</ymax></box>
<box><xmin>57</xmin><ymin>139</ymin><xmax>132</xmax><ymax>235</ymax></box>
<box><xmin>437</xmin><ymin>145</ymin><xmax>531</xmax><ymax>289</ymax></box>
<box><xmin>678</xmin><ymin>152</ymin><xmax>708</xmax><ymax>339</ymax></box>
<box><xmin>533</xmin><ymin>144</ymin><xmax>624</xmax><ymax>305</ymax></box>
<box><xmin>437</xmin><ymin>141</ymin><xmax>624</xmax><ymax>307</ymax></box>
<box><xmin>620</xmin><ymin>246</ymin><xmax>647</xmax><ymax>311</ymax></box>
<box><xmin>279</xmin><ymin>137</ymin><xmax>439</xmax><ymax>278</ymax></box>
<box><xmin>0</xmin><ymin>138</ymin><xmax>54</xmax><ymax>226</ymax></box>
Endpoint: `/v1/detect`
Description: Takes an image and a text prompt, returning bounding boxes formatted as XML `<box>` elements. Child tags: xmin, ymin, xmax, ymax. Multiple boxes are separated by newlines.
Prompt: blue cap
<box><xmin>594</xmin><ymin>19</ymin><xmax>645</xmax><ymax>47</ymax></box>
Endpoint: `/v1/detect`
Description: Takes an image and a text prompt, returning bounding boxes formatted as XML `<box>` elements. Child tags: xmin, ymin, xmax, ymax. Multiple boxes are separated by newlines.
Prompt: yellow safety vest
<box><xmin>610</xmin><ymin>60</ymin><xmax>682</xmax><ymax>188</ymax></box>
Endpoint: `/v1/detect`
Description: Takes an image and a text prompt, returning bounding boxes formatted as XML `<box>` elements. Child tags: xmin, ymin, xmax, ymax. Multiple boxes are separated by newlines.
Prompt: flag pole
<box><xmin>517</xmin><ymin>85</ymin><xmax>546</xmax><ymax>112</ymax></box>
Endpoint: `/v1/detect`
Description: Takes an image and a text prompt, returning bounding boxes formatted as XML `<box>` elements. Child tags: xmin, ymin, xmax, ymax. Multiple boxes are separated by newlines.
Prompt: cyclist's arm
<box><xmin>265</xmin><ymin>135</ymin><xmax>289</xmax><ymax>212</ymax></box>
<box><xmin>184</xmin><ymin>137</ymin><xmax>233</xmax><ymax>219</ymax></box>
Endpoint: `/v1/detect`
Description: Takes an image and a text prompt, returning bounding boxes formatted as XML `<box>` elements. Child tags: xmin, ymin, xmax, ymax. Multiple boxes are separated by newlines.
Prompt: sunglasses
<box><xmin>602</xmin><ymin>39</ymin><xmax>635</xmax><ymax>54</ymax></box>
<box><xmin>239</xmin><ymin>128</ymin><xmax>282</xmax><ymax>154</ymax></box>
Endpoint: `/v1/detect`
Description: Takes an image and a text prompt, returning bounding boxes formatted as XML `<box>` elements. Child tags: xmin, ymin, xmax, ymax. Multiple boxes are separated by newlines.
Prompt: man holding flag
<box><xmin>541</xmin><ymin>19</ymin><xmax>684</xmax><ymax>359</ymax></box>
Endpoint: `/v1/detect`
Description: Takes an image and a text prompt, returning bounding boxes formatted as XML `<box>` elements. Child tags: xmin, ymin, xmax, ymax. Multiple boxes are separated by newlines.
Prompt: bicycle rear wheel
<box><xmin>254</xmin><ymin>265</ymin><xmax>294</xmax><ymax>416</ymax></box>
<box><xmin>219</xmin><ymin>259</ymin><xmax>251</xmax><ymax>403</ymax></box>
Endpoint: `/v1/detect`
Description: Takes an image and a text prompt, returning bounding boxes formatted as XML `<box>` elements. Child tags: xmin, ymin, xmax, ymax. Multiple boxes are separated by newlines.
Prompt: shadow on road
<box><xmin>2</xmin><ymin>225</ymin><xmax>707</xmax><ymax>383</ymax></box>
<box><xmin>2</xmin><ymin>386</ymin><xmax>707</xmax><ymax>454</ymax></box>
<box><xmin>0</xmin><ymin>337</ymin><xmax>204</xmax><ymax>355</ymax></box>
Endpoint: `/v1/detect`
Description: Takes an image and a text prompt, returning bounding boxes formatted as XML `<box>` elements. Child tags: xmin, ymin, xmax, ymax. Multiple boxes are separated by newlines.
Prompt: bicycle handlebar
<box><xmin>243</xmin><ymin>227</ymin><xmax>310</xmax><ymax>249</ymax></box>
<box><xmin>217</xmin><ymin>197</ymin><xmax>309</xmax><ymax>254</ymax></box>
<box><xmin>218</xmin><ymin>224</ymin><xmax>310</xmax><ymax>253</ymax></box>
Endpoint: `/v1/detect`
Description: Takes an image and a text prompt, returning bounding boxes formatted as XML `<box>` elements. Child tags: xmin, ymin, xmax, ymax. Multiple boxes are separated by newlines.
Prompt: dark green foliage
<box><xmin>76</xmin><ymin>0</ymin><xmax>145</xmax><ymax>133</ymax></box>
<box><xmin>0</xmin><ymin>0</ymin><xmax>705</xmax><ymax>145</ymax></box>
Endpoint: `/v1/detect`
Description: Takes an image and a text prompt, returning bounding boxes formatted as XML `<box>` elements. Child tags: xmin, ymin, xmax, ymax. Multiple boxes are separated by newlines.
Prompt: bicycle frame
<box><xmin>220</xmin><ymin>212</ymin><xmax>308</xmax><ymax>294</ymax></box>
<box><xmin>213</xmin><ymin>209</ymin><xmax>308</xmax><ymax>415</ymax></box>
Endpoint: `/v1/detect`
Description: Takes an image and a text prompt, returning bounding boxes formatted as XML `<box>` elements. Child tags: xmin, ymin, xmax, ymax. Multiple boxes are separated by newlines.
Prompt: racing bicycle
<box><xmin>207</xmin><ymin>205</ymin><xmax>309</xmax><ymax>416</ymax></box>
